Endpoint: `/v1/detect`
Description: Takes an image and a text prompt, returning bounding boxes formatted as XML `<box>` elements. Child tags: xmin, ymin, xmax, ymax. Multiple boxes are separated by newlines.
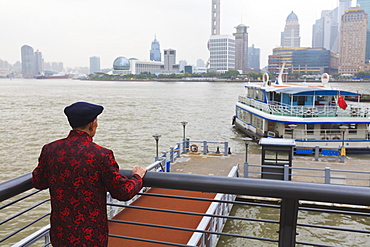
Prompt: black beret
<box><xmin>64</xmin><ymin>102</ymin><xmax>104</xmax><ymax>128</ymax></box>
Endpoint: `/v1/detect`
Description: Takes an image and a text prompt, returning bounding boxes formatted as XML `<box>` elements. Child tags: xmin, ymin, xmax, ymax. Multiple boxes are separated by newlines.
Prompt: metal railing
<box><xmin>245</xmin><ymin>163</ymin><xmax>370</xmax><ymax>187</ymax></box>
<box><xmin>238</xmin><ymin>95</ymin><xmax>370</xmax><ymax>118</ymax></box>
<box><xmin>2</xmin><ymin>169</ymin><xmax>370</xmax><ymax>246</ymax></box>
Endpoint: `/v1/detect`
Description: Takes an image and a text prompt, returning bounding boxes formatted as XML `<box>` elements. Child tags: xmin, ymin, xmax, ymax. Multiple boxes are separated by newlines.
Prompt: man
<box><xmin>32</xmin><ymin>102</ymin><xmax>147</xmax><ymax>247</ymax></box>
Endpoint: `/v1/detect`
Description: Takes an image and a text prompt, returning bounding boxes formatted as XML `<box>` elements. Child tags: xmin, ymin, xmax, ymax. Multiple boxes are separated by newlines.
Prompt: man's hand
<box><xmin>132</xmin><ymin>166</ymin><xmax>147</xmax><ymax>178</ymax></box>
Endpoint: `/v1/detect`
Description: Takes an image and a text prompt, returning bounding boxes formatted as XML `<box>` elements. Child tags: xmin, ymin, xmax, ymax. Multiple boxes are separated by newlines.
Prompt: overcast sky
<box><xmin>1</xmin><ymin>0</ymin><xmax>351</xmax><ymax>69</ymax></box>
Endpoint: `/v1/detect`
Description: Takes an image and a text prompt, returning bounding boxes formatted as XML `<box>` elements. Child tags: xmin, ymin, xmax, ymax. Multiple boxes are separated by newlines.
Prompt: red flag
<box><xmin>338</xmin><ymin>95</ymin><xmax>347</xmax><ymax>110</ymax></box>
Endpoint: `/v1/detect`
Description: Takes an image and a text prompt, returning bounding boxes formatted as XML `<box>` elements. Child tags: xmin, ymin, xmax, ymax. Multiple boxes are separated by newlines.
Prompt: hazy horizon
<box><xmin>1</xmin><ymin>0</ymin><xmax>346</xmax><ymax>69</ymax></box>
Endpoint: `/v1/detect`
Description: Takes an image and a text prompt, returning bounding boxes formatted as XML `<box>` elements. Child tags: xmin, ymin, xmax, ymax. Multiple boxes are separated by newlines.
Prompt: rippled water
<box><xmin>0</xmin><ymin>79</ymin><xmax>250</xmax><ymax>183</ymax></box>
<box><xmin>1</xmin><ymin>79</ymin><xmax>369</xmax><ymax>246</ymax></box>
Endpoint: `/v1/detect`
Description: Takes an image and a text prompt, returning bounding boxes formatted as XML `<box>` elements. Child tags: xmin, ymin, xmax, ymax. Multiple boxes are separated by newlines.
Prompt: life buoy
<box><xmin>333</xmin><ymin>136</ymin><xmax>340</xmax><ymax>140</ymax></box>
<box><xmin>190</xmin><ymin>144</ymin><xmax>198</xmax><ymax>152</ymax></box>
<box><xmin>322</xmin><ymin>136</ymin><xmax>329</xmax><ymax>140</ymax></box>
<box><xmin>305</xmin><ymin>110</ymin><xmax>312</xmax><ymax>115</ymax></box>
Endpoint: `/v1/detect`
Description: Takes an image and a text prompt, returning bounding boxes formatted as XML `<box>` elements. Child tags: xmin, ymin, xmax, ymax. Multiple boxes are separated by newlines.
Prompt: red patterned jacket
<box><xmin>32</xmin><ymin>130</ymin><xmax>143</xmax><ymax>247</ymax></box>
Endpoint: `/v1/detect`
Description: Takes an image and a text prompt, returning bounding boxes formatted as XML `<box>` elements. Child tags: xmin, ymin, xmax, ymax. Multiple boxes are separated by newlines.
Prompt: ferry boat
<box><xmin>233</xmin><ymin>71</ymin><xmax>370</xmax><ymax>154</ymax></box>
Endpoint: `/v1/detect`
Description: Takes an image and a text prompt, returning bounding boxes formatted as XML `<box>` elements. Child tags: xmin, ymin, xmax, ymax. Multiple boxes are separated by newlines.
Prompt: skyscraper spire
<box><xmin>211</xmin><ymin>0</ymin><xmax>220</xmax><ymax>35</ymax></box>
<box><xmin>150</xmin><ymin>36</ymin><xmax>161</xmax><ymax>62</ymax></box>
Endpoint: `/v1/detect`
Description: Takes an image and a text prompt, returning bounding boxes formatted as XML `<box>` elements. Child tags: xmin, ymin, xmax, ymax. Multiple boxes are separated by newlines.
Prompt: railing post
<box><xmin>161</xmin><ymin>156</ymin><xmax>167</xmax><ymax>172</ymax></box>
<box><xmin>170</xmin><ymin>147</ymin><xmax>174</xmax><ymax>163</ymax></box>
<box><xmin>284</xmin><ymin>165</ymin><xmax>289</xmax><ymax>181</ymax></box>
<box><xmin>45</xmin><ymin>233</ymin><xmax>50</xmax><ymax>246</ymax></box>
<box><xmin>224</xmin><ymin>142</ymin><xmax>229</xmax><ymax>156</ymax></box>
<box><xmin>278</xmin><ymin>198</ymin><xmax>299</xmax><ymax>247</ymax></box>
<box><xmin>182</xmin><ymin>140</ymin><xmax>186</xmax><ymax>154</ymax></box>
<box><xmin>244</xmin><ymin>162</ymin><xmax>249</xmax><ymax>178</ymax></box>
<box><xmin>203</xmin><ymin>141</ymin><xmax>208</xmax><ymax>155</ymax></box>
<box><xmin>177</xmin><ymin>143</ymin><xmax>181</xmax><ymax>157</ymax></box>
<box><xmin>325</xmin><ymin>167</ymin><xmax>331</xmax><ymax>184</ymax></box>
<box><xmin>314</xmin><ymin>145</ymin><xmax>320</xmax><ymax>161</ymax></box>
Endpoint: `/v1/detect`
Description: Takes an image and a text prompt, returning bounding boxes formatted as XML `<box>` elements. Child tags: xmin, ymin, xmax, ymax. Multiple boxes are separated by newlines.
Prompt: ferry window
<box><xmin>255</xmin><ymin>90</ymin><xmax>260</xmax><ymax>100</ymax></box>
<box><xmin>297</xmin><ymin>96</ymin><xmax>305</xmax><ymax>106</ymax></box>
<box><xmin>274</xmin><ymin>93</ymin><xmax>281</xmax><ymax>102</ymax></box>
<box><xmin>284</xmin><ymin>124</ymin><xmax>293</xmax><ymax>134</ymax></box>
<box><xmin>320</xmin><ymin>124</ymin><xmax>340</xmax><ymax>134</ymax></box>
<box><xmin>307</xmin><ymin>124</ymin><xmax>314</xmax><ymax>135</ymax></box>
<box><xmin>349</xmin><ymin>124</ymin><xmax>357</xmax><ymax>134</ymax></box>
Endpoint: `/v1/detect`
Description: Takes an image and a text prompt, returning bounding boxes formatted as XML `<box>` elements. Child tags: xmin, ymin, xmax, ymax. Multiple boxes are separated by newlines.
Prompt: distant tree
<box><xmin>220</xmin><ymin>70</ymin><xmax>240</xmax><ymax>79</ymax></box>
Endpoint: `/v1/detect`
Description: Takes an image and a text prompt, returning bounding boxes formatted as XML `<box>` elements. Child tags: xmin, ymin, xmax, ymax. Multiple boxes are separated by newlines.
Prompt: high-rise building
<box><xmin>339</xmin><ymin>0</ymin><xmax>353</xmax><ymax>29</ymax></box>
<box><xmin>89</xmin><ymin>56</ymin><xmax>101</xmax><ymax>74</ymax></box>
<box><xmin>163</xmin><ymin>49</ymin><xmax>178</xmax><ymax>73</ymax></box>
<box><xmin>208</xmin><ymin>34</ymin><xmax>235</xmax><ymax>72</ymax></box>
<box><xmin>248</xmin><ymin>44</ymin><xmax>260</xmax><ymax>70</ymax></box>
<box><xmin>150</xmin><ymin>36</ymin><xmax>161</xmax><ymax>62</ymax></box>
<box><xmin>21</xmin><ymin>45</ymin><xmax>35</xmax><ymax>78</ymax></box>
<box><xmin>179</xmin><ymin>60</ymin><xmax>187</xmax><ymax>72</ymax></box>
<box><xmin>358</xmin><ymin>0</ymin><xmax>370</xmax><ymax>61</ymax></box>
<box><xmin>233</xmin><ymin>24</ymin><xmax>249</xmax><ymax>73</ymax></box>
<box><xmin>197</xmin><ymin>59</ymin><xmax>205</xmax><ymax>67</ymax></box>
<box><xmin>34</xmin><ymin>50</ymin><xmax>43</xmax><ymax>75</ymax></box>
<box><xmin>339</xmin><ymin>7</ymin><xmax>368</xmax><ymax>74</ymax></box>
<box><xmin>312</xmin><ymin>0</ymin><xmax>352</xmax><ymax>53</ymax></box>
<box><xmin>358</xmin><ymin>0</ymin><xmax>370</xmax><ymax>26</ymax></box>
<box><xmin>211</xmin><ymin>0</ymin><xmax>220</xmax><ymax>35</ymax></box>
<box><xmin>281</xmin><ymin>11</ymin><xmax>301</xmax><ymax>47</ymax></box>
<box><xmin>312</xmin><ymin>10</ymin><xmax>339</xmax><ymax>52</ymax></box>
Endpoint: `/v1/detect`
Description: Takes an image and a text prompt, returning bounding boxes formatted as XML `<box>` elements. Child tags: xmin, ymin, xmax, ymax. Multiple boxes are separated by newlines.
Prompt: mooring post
<box><xmin>314</xmin><ymin>145</ymin><xmax>320</xmax><ymax>161</ymax></box>
<box><xmin>203</xmin><ymin>141</ymin><xmax>208</xmax><ymax>155</ymax></box>
<box><xmin>224</xmin><ymin>142</ymin><xmax>229</xmax><ymax>156</ymax></box>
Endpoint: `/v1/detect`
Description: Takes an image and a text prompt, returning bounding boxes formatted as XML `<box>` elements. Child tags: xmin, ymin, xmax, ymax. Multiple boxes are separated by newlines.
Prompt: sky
<box><xmin>1</xmin><ymin>0</ymin><xmax>351</xmax><ymax>69</ymax></box>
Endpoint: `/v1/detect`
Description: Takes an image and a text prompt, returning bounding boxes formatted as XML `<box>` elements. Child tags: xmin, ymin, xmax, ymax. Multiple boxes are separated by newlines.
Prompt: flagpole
<box><xmin>336</xmin><ymin>91</ymin><xmax>338</xmax><ymax>116</ymax></box>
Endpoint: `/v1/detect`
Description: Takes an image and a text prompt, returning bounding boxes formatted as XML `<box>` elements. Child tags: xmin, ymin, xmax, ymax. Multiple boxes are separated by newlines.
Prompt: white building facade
<box><xmin>209</xmin><ymin>34</ymin><xmax>235</xmax><ymax>72</ymax></box>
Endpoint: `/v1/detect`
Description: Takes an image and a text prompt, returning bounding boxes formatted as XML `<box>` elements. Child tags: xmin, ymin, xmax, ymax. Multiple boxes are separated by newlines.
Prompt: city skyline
<box><xmin>1</xmin><ymin>0</ymin><xmax>347</xmax><ymax>69</ymax></box>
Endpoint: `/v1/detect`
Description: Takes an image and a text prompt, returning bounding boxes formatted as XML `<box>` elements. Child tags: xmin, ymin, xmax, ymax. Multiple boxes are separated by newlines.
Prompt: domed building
<box><xmin>281</xmin><ymin>11</ymin><xmax>301</xmax><ymax>47</ymax></box>
<box><xmin>111</xmin><ymin>56</ymin><xmax>164</xmax><ymax>75</ymax></box>
<box><xmin>113</xmin><ymin>57</ymin><xmax>131</xmax><ymax>71</ymax></box>
<box><xmin>286</xmin><ymin>11</ymin><xmax>298</xmax><ymax>22</ymax></box>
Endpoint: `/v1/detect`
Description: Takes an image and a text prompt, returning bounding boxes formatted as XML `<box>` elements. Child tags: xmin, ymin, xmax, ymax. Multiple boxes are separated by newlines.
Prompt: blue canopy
<box><xmin>274</xmin><ymin>87</ymin><xmax>358</xmax><ymax>96</ymax></box>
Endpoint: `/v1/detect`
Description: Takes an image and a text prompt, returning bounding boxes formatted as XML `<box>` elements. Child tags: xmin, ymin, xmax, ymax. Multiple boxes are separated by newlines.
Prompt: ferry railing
<box><xmin>238</xmin><ymin>95</ymin><xmax>370</xmax><ymax>118</ymax></box>
<box><xmin>245</xmin><ymin>163</ymin><xmax>370</xmax><ymax>187</ymax></box>
<box><xmin>2</xmin><ymin>169</ymin><xmax>370</xmax><ymax>246</ymax></box>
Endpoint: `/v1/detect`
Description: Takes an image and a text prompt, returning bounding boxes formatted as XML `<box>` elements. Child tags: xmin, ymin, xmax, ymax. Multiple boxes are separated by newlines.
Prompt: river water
<box><xmin>1</xmin><ymin>79</ymin><xmax>369</xmax><ymax>246</ymax></box>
